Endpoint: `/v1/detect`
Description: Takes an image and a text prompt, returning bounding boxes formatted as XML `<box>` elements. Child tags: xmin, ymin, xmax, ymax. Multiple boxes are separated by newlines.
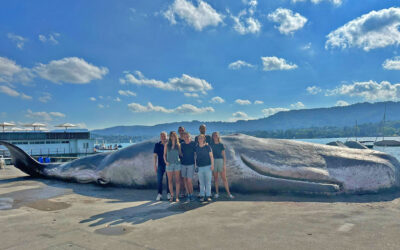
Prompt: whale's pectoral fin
<box><xmin>97</xmin><ymin>177</ymin><xmax>110</xmax><ymax>185</ymax></box>
<box><xmin>0</xmin><ymin>140</ymin><xmax>46</xmax><ymax>177</ymax></box>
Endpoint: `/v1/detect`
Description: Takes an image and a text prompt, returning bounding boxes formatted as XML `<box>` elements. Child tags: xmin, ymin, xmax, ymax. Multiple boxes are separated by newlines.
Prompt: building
<box><xmin>0</xmin><ymin>129</ymin><xmax>95</xmax><ymax>157</ymax></box>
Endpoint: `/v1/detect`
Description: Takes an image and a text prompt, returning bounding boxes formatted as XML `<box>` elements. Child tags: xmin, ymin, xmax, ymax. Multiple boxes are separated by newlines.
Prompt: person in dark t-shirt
<box><xmin>211</xmin><ymin>132</ymin><xmax>234</xmax><ymax>199</ymax></box>
<box><xmin>181</xmin><ymin>132</ymin><xmax>196</xmax><ymax>201</ymax></box>
<box><xmin>195</xmin><ymin>124</ymin><xmax>211</xmax><ymax>145</ymax></box>
<box><xmin>153</xmin><ymin>132</ymin><xmax>170</xmax><ymax>201</ymax></box>
<box><xmin>195</xmin><ymin>134</ymin><xmax>214</xmax><ymax>201</ymax></box>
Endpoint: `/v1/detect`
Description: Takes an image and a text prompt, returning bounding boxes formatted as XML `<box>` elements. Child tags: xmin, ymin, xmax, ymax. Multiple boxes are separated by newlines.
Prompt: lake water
<box><xmin>295</xmin><ymin>136</ymin><xmax>400</xmax><ymax>162</ymax></box>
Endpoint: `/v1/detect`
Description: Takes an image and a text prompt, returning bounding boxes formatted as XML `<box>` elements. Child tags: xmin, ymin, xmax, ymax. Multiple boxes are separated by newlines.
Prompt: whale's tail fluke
<box><xmin>0</xmin><ymin>140</ymin><xmax>46</xmax><ymax>177</ymax></box>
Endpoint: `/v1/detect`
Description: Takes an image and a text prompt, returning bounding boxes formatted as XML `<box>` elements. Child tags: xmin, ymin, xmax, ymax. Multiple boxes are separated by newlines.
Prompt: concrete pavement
<box><xmin>1</xmin><ymin>165</ymin><xmax>400</xmax><ymax>250</ymax></box>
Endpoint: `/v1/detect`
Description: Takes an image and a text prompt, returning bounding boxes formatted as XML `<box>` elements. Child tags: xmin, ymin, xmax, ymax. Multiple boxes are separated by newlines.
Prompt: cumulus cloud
<box><xmin>268</xmin><ymin>8</ymin><xmax>307</xmax><ymax>35</ymax></box>
<box><xmin>210</xmin><ymin>96</ymin><xmax>225</xmax><ymax>103</ymax></box>
<box><xmin>336</xmin><ymin>100</ymin><xmax>349</xmax><ymax>106</ymax></box>
<box><xmin>232</xmin><ymin>111</ymin><xmax>248</xmax><ymax>119</ymax></box>
<box><xmin>120</xmin><ymin>71</ymin><xmax>212</xmax><ymax>94</ymax></box>
<box><xmin>0</xmin><ymin>57</ymin><xmax>33</xmax><ymax>83</ymax></box>
<box><xmin>326</xmin><ymin>8</ymin><xmax>400</xmax><ymax>51</ymax></box>
<box><xmin>118</xmin><ymin>90</ymin><xmax>137</xmax><ymax>97</ymax></box>
<box><xmin>230</xmin><ymin>0</ymin><xmax>261</xmax><ymax>35</ymax></box>
<box><xmin>164</xmin><ymin>0</ymin><xmax>224</xmax><ymax>31</ymax></box>
<box><xmin>7</xmin><ymin>33</ymin><xmax>27</xmax><ymax>49</ymax></box>
<box><xmin>262</xmin><ymin>108</ymin><xmax>289</xmax><ymax>117</ymax></box>
<box><xmin>0</xmin><ymin>85</ymin><xmax>32</xmax><ymax>100</ymax></box>
<box><xmin>254</xmin><ymin>100</ymin><xmax>263</xmax><ymax>104</ymax></box>
<box><xmin>290</xmin><ymin>101</ymin><xmax>305</xmax><ymax>109</ymax></box>
<box><xmin>38</xmin><ymin>92</ymin><xmax>52</xmax><ymax>103</ymax></box>
<box><xmin>26</xmin><ymin>109</ymin><xmax>65</xmax><ymax>122</ymax></box>
<box><xmin>184</xmin><ymin>92</ymin><xmax>199</xmax><ymax>98</ymax></box>
<box><xmin>90</xmin><ymin>97</ymin><xmax>96</xmax><ymax>101</ymax></box>
<box><xmin>306</xmin><ymin>86</ymin><xmax>322</xmax><ymax>95</ymax></box>
<box><xmin>235</xmin><ymin>99</ymin><xmax>251</xmax><ymax>105</ymax></box>
<box><xmin>383</xmin><ymin>57</ymin><xmax>400</xmax><ymax>70</ymax></box>
<box><xmin>38</xmin><ymin>33</ymin><xmax>60</xmax><ymax>45</ymax></box>
<box><xmin>326</xmin><ymin>80</ymin><xmax>400</xmax><ymax>101</ymax></box>
<box><xmin>291</xmin><ymin>0</ymin><xmax>342</xmax><ymax>6</ymax></box>
<box><xmin>34</xmin><ymin>57</ymin><xmax>108</xmax><ymax>84</ymax></box>
<box><xmin>98</xmin><ymin>104</ymin><xmax>105</xmax><ymax>109</ymax></box>
<box><xmin>228</xmin><ymin>60</ymin><xmax>255</xmax><ymax>70</ymax></box>
<box><xmin>114</xmin><ymin>97</ymin><xmax>121</xmax><ymax>102</ymax></box>
<box><xmin>128</xmin><ymin>102</ymin><xmax>214</xmax><ymax>114</ymax></box>
<box><xmin>261</xmin><ymin>56</ymin><xmax>298</xmax><ymax>71</ymax></box>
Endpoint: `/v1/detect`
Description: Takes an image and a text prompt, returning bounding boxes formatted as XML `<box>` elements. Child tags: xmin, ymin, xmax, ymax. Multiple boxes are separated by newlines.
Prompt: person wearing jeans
<box><xmin>153</xmin><ymin>132</ymin><xmax>170</xmax><ymax>201</ymax></box>
<box><xmin>195</xmin><ymin>134</ymin><xmax>214</xmax><ymax>202</ymax></box>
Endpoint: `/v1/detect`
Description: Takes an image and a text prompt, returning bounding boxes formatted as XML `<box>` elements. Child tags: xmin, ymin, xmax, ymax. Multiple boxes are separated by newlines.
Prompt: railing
<box><xmin>26</xmin><ymin>147</ymin><xmax>95</xmax><ymax>156</ymax></box>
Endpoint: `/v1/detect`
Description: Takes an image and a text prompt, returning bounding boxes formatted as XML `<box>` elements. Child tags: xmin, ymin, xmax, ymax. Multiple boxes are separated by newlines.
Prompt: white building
<box><xmin>0</xmin><ymin>129</ymin><xmax>95</xmax><ymax>156</ymax></box>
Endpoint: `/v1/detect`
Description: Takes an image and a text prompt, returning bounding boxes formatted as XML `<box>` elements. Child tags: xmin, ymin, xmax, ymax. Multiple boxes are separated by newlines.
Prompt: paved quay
<box><xmin>1</xmin><ymin>165</ymin><xmax>400</xmax><ymax>250</ymax></box>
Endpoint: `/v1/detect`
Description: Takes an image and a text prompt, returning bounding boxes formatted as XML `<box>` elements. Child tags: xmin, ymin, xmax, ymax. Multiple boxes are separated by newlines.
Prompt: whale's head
<box><xmin>221</xmin><ymin>134</ymin><xmax>400</xmax><ymax>193</ymax></box>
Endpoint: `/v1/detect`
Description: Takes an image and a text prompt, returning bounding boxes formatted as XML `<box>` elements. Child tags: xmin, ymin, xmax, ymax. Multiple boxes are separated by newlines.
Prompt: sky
<box><xmin>1</xmin><ymin>0</ymin><xmax>400</xmax><ymax>130</ymax></box>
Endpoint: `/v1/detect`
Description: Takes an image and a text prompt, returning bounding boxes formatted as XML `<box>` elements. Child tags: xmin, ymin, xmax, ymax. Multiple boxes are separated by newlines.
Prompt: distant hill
<box><xmin>92</xmin><ymin>101</ymin><xmax>400</xmax><ymax>137</ymax></box>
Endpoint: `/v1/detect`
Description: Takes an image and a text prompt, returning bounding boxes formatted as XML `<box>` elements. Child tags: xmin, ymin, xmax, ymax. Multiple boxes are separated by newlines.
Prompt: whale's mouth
<box><xmin>240</xmin><ymin>154</ymin><xmax>343</xmax><ymax>192</ymax></box>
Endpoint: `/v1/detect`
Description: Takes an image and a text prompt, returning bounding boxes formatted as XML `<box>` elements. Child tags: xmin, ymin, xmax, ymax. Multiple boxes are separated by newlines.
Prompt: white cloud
<box><xmin>210</xmin><ymin>96</ymin><xmax>225</xmax><ymax>103</ymax></box>
<box><xmin>326</xmin><ymin>80</ymin><xmax>400</xmax><ymax>101</ymax></box>
<box><xmin>262</xmin><ymin>108</ymin><xmax>289</xmax><ymax>117</ymax></box>
<box><xmin>128</xmin><ymin>102</ymin><xmax>214</xmax><ymax>114</ymax></box>
<box><xmin>120</xmin><ymin>71</ymin><xmax>212</xmax><ymax>94</ymax></box>
<box><xmin>268</xmin><ymin>8</ymin><xmax>307</xmax><ymax>35</ymax></box>
<box><xmin>26</xmin><ymin>109</ymin><xmax>65</xmax><ymax>122</ymax></box>
<box><xmin>0</xmin><ymin>85</ymin><xmax>32</xmax><ymax>100</ymax></box>
<box><xmin>383</xmin><ymin>57</ymin><xmax>400</xmax><ymax>70</ymax></box>
<box><xmin>98</xmin><ymin>104</ymin><xmax>105</xmax><ymax>109</ymax></box>
<box><xmin>118</xmin><ymin>90</ymin><xmax>137</xmax><ymax>97</ymax></box>
<box><xmin>232</xmin><ymin>16</ymin><xmax>261</xmax><ymax>35</ymax></box>
<box><xmin>301</xmin><ymin>42</ymin><xmax>312</xmax><ymax>50</ymax></box>
<box><xmin>336</xmin><ymin>100</ymin><xmax>349</xmax><ymax>106</ymax></box>
<box><xmin>261</xmin><ymin>56</ymin><xmax>298</xmax><ymax>71</ymax></box>
<box><xmin>254</xmin><ymin>100</ymin><xmax>263</xmax><ymax>105</ymax></box>
<box><xmin>7</xmin><ymin>33</ymin><xmax>27</xmax><ymax>49</ymax></box>
<box><xmin>90</xmin><ymin>97</ymin><xmax>96</xmax><ymax>101</ymax></box>
<box><xmin>326</xmin><ymin>8</ymin><xmax>400</xmax><ymax>51</ymax></box>
<box><xmin>291</xmin><ymin>0</ymin><xmax>342</xmax><ymax>6</ymax></box>
<box><xmin>228</xmin><ymin>60</ymin><xmax>255</xmax><ymax>70</ymax></box>
<box><xmin>290</xmin><ymin>101</ymin><xmax>305</xmax><ymax>109</ymax></box>
<box><xmin>114</xmin><ymin>97</ymin><xmax>121</xmax><ymax>102</ymax></box>
<box><xmin>34</xmin><ymin>57</ymin><xmax>108</xmax><ymax>84</ymax></box>
<box><xmin>232</xmin><ymin>111</ymin><xmax>248</xmax><ymax>119</ymax></box>
<box><xmin>38</xmin><ymin>92</ymin><xmax>52</xmax><ymax>103</ymax></box>
<box><xmin>164</xmin><ymin>0</ymin><xmax>224</xmax><ymax>31</ymax></box>
<box><xmin>184</xmin><ymin>92</ymin><xmax>199</xmax><ymax>98</ymax></box>
<box><xmin>235</xmin><ymin>99</ymin><xmax>251</xmax><ymax>105</ymax></box>
<box><xmin>0</xmin><ymin>57</ymin><xmax>33</xmax><ymax>83</ymax></box>
<box><xmin>306</xmin><ymin>86</ymin><xmax>322</xmax><ymax>95</ymax></box>
<box><xmin>38</xmin><ymin>33</ymin><xmax>60</xmax><ymax>45</ymax></box>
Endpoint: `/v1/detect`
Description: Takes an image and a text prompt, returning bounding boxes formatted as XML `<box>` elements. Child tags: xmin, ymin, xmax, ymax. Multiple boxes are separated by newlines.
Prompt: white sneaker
<box><xmin>156</xmin><ymin>193</ymin><xmax>162</xmax><ymax>201</ymax></box>
<box><xmin>228</xmin><ymin>194</ymin><xmax>235</xmax><ymax>199</ymax></box>
<box><xmin>167</xmin><ymin>193</ymin><xmax>171</xmax><ymax>200</ymax></box>
<box><xmin>214</xmin><ymin>193</ymin><xmax>219</xmax><ymax>199</ymax></box>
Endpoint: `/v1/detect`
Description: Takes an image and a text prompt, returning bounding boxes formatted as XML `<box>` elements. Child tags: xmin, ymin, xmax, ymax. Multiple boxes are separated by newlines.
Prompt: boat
<box><xmin>374</xmin><ymin>103</ymin><xmax>400</xmax><ymax>147</ymax></box>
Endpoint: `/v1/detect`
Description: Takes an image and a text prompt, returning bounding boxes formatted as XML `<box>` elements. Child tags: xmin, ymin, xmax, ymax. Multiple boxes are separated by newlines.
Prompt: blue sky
<box><xmin>1</xmin><ymin>0</ymin><xmax>400</xmax><ymax>130</ymax></box>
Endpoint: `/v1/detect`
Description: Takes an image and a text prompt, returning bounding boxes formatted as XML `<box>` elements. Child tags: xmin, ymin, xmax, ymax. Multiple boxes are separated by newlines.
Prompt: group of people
<box><xmin>153</xmin><ymin>124</ymin><xmax>234</xmax><ymax>202</ymax></box>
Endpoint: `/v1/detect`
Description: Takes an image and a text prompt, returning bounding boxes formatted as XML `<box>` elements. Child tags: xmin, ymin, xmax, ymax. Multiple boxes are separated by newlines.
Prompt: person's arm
<box><xmin>209</xmin><ymin>150</ymin><xmax>214</xmax><ymax>171</ymax></box>
<box><xmin>153</xmin><ymin>153</ymin><xmax>158</xmax><ymax>173</ymax></box>
<box><xmin>194</xmin><ymin>152</ymin><xmax>197</xmax><ymax>171</ymax></box>
<box><xmin>163</xmin><ymin>146</ymin><xmax>169</xmax><ymax>166</ymax></box>
<box><xmin>222</xmin><ymin>150</ymin><xmax>226</xmax><ymax>171</ymax></box>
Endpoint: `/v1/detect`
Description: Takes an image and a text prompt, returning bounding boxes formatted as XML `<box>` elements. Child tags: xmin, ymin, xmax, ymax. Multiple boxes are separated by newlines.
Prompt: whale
<box><xmin>1</xmin><ymin>134</ymin><xmax>400</xmax><ymax>194</ymax></box>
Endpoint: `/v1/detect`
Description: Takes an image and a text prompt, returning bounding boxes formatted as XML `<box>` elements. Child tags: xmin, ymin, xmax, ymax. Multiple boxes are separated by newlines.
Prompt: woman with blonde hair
<box><xmin>211</xmin><ymin>132</ymin><xmax>234</xmax><ymax>199</ymax></box>
<box><xmin>163</xmin><ymin>131</ymin><xmax>182</xmax><ymax>202</ymax></box>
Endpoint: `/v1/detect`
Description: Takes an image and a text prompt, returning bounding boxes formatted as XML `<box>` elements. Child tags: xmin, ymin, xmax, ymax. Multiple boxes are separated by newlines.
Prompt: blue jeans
<box><xmin>157</xmin><ymin>166</ymin><xmax>170</xmax><ymax>195</ymax></box>
<box><xmin>198</xmin><ymin>166</ymin><xmax>212</xmax><ymax>197</ymax></box>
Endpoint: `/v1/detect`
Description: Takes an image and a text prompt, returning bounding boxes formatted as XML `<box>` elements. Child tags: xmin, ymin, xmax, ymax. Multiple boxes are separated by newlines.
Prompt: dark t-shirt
<box><xmin>153</xmin><ymin>141</ymin><xmax>165</xmax><ymax>168</ymax></box>
<box><xmin>211</xmin><ymin>143</ymin><xmax>225</xmax><ymax>159</ymax></box>
<box><xmin>195</xmin><ymin>145</ymin><xmax>212</xmax><ymax>167</ymax></box>
<box><xmin>181</xmin><ymin>141</ymin><xmax>196</xmax><ymax>165</ymax></box>
<box><xmin>195</xmin><ymin>134</ymin><xmax>211</xmax><ymax>145</ymax></box>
